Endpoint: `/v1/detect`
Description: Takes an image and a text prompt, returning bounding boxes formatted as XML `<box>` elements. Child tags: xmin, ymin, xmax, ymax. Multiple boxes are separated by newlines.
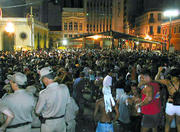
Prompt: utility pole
<box><xmin>30</xmin><ymin>6</ymin><xmax>35</xmax><ymax>49</ymax></box>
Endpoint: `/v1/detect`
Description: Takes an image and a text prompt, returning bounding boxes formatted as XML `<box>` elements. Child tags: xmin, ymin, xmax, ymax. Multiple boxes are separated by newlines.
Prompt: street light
<box><xmin>5</xmin><ymin>22</ymin><xmax>15</xmax><ymax>33</ymax></box>
<box><xmin>163</xmin><ymin>9</ymin><xmax>179</xmax><ymax>51</ymax></box>
<box><xmin>62</xmin><ymin>39</ymin><xmax>68</xmax><ymax>46</ymax></box>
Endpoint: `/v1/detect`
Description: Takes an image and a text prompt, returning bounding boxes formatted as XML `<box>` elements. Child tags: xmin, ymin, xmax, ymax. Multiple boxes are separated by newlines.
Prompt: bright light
<box><xmin>93</xmin><ymin>35</ymin><xmax>100</xmax><ymax>40</ymax></box>
<box><xmin>164</xmin><ymin>9</ymin><xmax>179</xmax><ymax>17</ymax></box>
<box><xmin>62</xmin><ymin>39</ymin><xmax>68</xmax><ymax>45</ymax></box>
<box><xmin>5</xmin><ymin>22</ymin><xmax>15</xmax><ymax>33</ymax></box>
<box><xmin>136</xmin><ymin>41</ymin><xmax>139</xmax><ymax>45</ymax></box>
<box><xmin>145</xmin><ymin>35</ymin><xmax>152</xmax><ymax>40</ymax></box>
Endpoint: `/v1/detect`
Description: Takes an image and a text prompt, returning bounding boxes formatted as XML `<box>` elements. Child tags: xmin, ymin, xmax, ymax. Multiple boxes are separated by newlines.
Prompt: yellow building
<box><xmin>161</xmin><ymin>19</ymin><xmax>180</xmax><ymax>51</ymax></box>
<box><xmin>62</xmin><ymin>8</ymin><xmax>86</xmax><ymax>39</ymax></box>
<box><xmin>0</xmin><ymin>17</ymin><xmax>48</xmax><ymax>51</ymax></box>
<box><xmin>135</xmin><ymin>11</ymin><xmax>164</xmax><ymax>41</ymax></box>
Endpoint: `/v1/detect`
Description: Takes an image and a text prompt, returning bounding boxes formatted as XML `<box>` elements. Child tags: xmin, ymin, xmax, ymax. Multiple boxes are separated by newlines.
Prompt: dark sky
<box><xmin>0</xmin><ymin>0</ymin><xmax>26</xmax><ymax>17</ymax></box>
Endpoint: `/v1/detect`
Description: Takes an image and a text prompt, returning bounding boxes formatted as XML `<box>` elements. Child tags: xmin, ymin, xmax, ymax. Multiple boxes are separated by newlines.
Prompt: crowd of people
<box><xmin>0</xmin><ymin>49</ymin><xmax>179</xmax><ymax>132</ymax></box>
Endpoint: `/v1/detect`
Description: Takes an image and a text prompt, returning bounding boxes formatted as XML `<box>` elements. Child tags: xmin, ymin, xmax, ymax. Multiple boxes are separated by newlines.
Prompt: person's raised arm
<box><xmin>137</xmin><ymin>85</ymin><xmax>153</xmax><ymax>107</ymax></box>
<box><xmin>155</xmin><ymin>67</ymin><xmax>163</xmax><ymax>80</ymax></box>
<box><xmin>155</xmin><ymin>67</ymin><xmax>169</xmax><ymax>86</ymax></box>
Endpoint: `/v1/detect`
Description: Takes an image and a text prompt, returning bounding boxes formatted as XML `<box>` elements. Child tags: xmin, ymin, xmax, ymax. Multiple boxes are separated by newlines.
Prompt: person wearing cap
<box><xmin>2</xmin><ymin>72</ymin><xmax>35</xmax><ymax>132</ymax></box>
<box><xmin>36</xmin><ymin>67</ymin><xmax>70</xmax><ymax>132</ymax></box>
<box><xmin>0</xmin><ymin>99</ymin><xmax>14</xmax><ymax>132</ymax></box>
<box><xmin>155</xmin><ymin>67</ymin><xmax>180</xmax><ymax>132</ymax></box>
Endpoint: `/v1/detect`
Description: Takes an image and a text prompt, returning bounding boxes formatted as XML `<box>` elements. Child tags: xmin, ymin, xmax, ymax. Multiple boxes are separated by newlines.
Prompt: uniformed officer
<box><xmin>36</xmin><ymin>67</ymin><xmax>71</xmax><ymax>132</ymax></box>
<box><xmin>0</xmin><ymin>99</ymin><xmax>14</xmax><ymax>132</ymax></box>
<box><xmin>2</xmin><ymin>72</ymin><xmax>35</xmax><ymax>132</ymax></box>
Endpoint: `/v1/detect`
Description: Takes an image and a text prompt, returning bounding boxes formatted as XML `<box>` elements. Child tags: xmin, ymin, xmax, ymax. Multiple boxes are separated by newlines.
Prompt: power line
<box><xmin>1</xmin><ymin>1</ymin><xmax>41</xmax><ymax>9</ymax></box>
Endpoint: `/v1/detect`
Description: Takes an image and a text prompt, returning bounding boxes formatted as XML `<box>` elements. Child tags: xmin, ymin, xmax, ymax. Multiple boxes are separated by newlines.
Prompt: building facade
<box><xmin>161</xmin><ymin>19</ymin><xmax>180</xmax><ymax>51</ymax></box>
<box><xmin>83</xmin><ymin>0</ymin><xmax>124</xmax><ymax>34</ymax></box>
<box><xmin>0</xmin><ymin>18</ymin><xmax>48</xmax><ymax>51</ymax></box>
<box><xmin>62</xmin><ymin>8</ymin><xmax>86</xmax><ymax>38</ymax></box>
<box><xmin>135</xmin><ymin>11</ymin><xmax>163</xmax><ymax>41</ymax></box>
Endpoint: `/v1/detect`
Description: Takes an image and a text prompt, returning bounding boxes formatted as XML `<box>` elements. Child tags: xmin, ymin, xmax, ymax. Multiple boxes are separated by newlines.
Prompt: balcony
<box><xmin>149</xmin><ymin>18</ymin><xmax>155</xmax><ymax>23</ymax></box>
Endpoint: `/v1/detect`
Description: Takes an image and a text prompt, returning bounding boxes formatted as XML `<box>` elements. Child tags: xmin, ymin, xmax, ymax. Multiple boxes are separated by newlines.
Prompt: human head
<box><xmin>7</xmin><ymin>72</ymin><xmax>27</xmax><ymax>91</ymax></box>
<box><xmin>169</xmin><ymin>68</ymin><xmax>180</xmax><ymax>82</ymax></box>
<box><xmin>140</xmin><ymin>69</ymin><xmax>152</xmax><ymax>83</ymax></box>
<box><xmin>130</xmin><ymin>82</ymin><xmax>138</xmax><ymax>95</ymax></box>
<box><xmin>39</xmin><ymin>67</ymin><xmax>54</xmax><ymax>86</ymax></box>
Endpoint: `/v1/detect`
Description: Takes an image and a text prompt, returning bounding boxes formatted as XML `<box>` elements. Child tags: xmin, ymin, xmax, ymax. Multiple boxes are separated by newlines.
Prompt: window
<box><xmin>79</xmin><ymin>23</ymin><xmax>83</xmax><ymax>31</ymax></box>
<box><xmin>69</xmin><ymin>34</ymin><xmax>72</xmax><ymax>38</ymax></box>
<box><xmin>100</xmin><ymin>24</ymin><xmax>102</xmax><ymax>32</ymax></box>
<box><xmin>106</xmin><ymin>25</ymin><xmax>108</xmax><ymax>31</ymax></box>
<box><xmin>64</xmin><ymin>34</ymin><xmax>68</xmax><ymax>38</ymax></box>
<box><xmin>90</xmin><ymin>24</ymin><xmax>92</xmax><ymax>31</ymax></box>
<box><xmin>150</xmin><ymin>26</ymin><xmax>153</xmax><ymax>34</ymax></box>
<box><xmin>69</xmin><ymin>22</ymin><xmax>73</xmax><ymax>30</ymax></box>
<box><xmin>103</xmin><ymin>24</ymin><xmax>105</xmax><ymax>32</ymax></box>
<box><xmin>157</xmin><ymin>26</ymin><xmax>161</xmax><ymax>34</ymax></box>
<box><xmin>87</xmin><ymin>24</ymin><xmax>89</xmax><ymax>31</ymax></box>
<box><xmin>174</xmin><ymin>27</ymin><xmax>177</xmax><ymax>34</ymax></box>
<box><xmin>74</xmin><ymin>35</ymin><xmax>78</xmax><ymax>38</ymax></box>
<box><xmin>64</xmin><ymin>23</ymin><xmax>67</xmax><ymax>30</ymax></box>
<box><xmin>97</xmin><ymin>25</ymin><xmax>99</xmax><ymax>32</ymax></box>
<box><xmin>158</xmin><ymin>13</ymin><xmax>161</xmax><ymax>21</ymax></box>
<box><xmin>74</xmin><ymin>22</ymin><xmax>78</xmax><ymax>31</ymax></box>
<box><xmin>93</xmin><ymin>25</ymin><xmax>95</xmax><ymax>31</ymax></box>
<box><xmin>150</xmin><ymin>13</ymin><xmax>154</xmax><ymax>19</ymax></box>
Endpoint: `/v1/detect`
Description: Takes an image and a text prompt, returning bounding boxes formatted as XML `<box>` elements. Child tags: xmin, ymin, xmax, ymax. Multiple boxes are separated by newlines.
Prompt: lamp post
<box><xmin>163</xmin><ymin>9</ymin><xmax>179</xmax><ymax>51</ymax></box>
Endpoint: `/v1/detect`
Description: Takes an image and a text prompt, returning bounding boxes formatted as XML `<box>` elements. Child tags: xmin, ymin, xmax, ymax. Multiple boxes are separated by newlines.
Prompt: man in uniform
<box><xmin>0</xmin><ymin>99</ymin><xmax>14</xmax><ymax>131</ymax></box>
<box><xmin>2</xmin><ymin>72</ymin><xmax>35</xmax><ymax>132</ymax></box>
<box><xmin>36</xmin><ymin>67</ymin><xmax>71</xmax><ymax>132</ymax></box>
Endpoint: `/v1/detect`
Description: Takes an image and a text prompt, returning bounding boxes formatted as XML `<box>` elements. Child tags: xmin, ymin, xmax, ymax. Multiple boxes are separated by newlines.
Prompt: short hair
<box><xmin>79</xmin><ymin>72</ymin><xmax>84</xmax><ymax>77</ymax></box>
<box><xmin>130</xmin><ymin>82</ymin><xmax>137</xmax><ymax>87</ymax></box>
<box><xmin>140</xmin><ymin>69</ymin><xmax>152</xmax><ymax>78</ymax></box>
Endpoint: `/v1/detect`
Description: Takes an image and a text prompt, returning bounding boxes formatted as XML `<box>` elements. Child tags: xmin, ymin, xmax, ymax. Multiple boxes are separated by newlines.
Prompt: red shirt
<box><xmin>141</xmin><ymin>82</ymin><xmax>161</xmax><ymax>115</ymax></box>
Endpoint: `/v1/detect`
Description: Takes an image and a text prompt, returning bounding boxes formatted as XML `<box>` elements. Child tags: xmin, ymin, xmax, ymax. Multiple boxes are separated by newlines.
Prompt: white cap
<box><xmin>39</xmin><ymin>67</ymin><xmax>53</xmax><ymax>80</ymax></box>
<box><xmin>7</xmin><ymin>72</ymin><xmax>27</xmax><ymax>86</ymax></box>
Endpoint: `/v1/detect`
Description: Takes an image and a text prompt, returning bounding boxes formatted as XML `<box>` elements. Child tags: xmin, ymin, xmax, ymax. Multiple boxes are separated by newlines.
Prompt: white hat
<box><xmin>39</xmin><ymin>67</ymin><xmax>53</xmax><ymax>80</ymax></box>
<box><xmin>7</xmin><ymin>72</ymin><xmax>27</xmax><ymax>86</ymax></box>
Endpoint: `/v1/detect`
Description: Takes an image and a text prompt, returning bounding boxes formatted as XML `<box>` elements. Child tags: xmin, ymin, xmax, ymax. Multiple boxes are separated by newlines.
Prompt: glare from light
<box><xmin>145</xmin><ymin>35</ymin><xmax>152</xmax><ymax>40</ymax></box>
<box><xmin>164</xmin><ymin>9</ymin><xmax>179</xmax><ymax>17</ymax></box>
<box><xmin>136</xmin><ymin>41</ymin><xmax>139</xmax><ymax>45</ymax></box>
<box><xmin>62</xmin><ymin>39</ymin><xmax>68</xmax><ymax>45</ymax></box>
<box><xmin>93</xmin><ymin>35</ymin><xmax>100</xmax><ymax>40</ymax></box>
<box><xmin>5</xmin><ymin>22</ymin><xmax>15</xmax><ymax>33</ymax></box>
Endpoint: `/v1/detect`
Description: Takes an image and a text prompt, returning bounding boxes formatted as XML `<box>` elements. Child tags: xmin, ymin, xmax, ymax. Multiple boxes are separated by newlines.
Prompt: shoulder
<box><xmin>39</xmin><ymin>89</ymin><xmax>47</xmax><ymax>96</ymax></box>
<box><xmin>96</xmin><ymin>98</ymin><xmax>103</xmax><ymax>104</ymax></box>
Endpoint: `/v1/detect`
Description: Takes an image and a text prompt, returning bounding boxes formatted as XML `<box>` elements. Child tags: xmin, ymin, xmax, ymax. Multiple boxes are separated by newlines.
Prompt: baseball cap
<box><xmin>7</xmin><ymin>72</ymin><xmax>27</xmax><ymax>86</ymax></box>
<box><xmin>39</xmin><ymin>67</ymin><xmax>53</xmax><ymax>80</ymax></box>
